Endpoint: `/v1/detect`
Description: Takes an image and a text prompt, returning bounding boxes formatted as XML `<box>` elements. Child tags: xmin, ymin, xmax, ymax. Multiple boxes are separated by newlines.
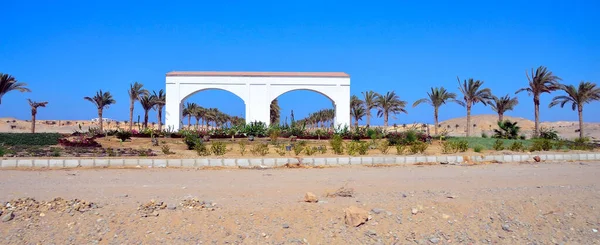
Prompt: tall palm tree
<box><xmin>516</xmin><ymin>66</ymin><xmax>562</xmax><ymax>137</ymax></box>
<box><xmin>490</xmin><ymin>94</ymin><xmax>519</xmax><ymax>122</ymax></box>
<box><xmin>412</xmin><ymin>87</ymin><xmax>458</xmax><ymax>135</ymax></box>
<box><xmin>351</xmin><ymin>104</ymin><xmax>366</xmax><ymax>128</ymax></box>
<box><xmin>270</xmin><ymin>99</ymin><xmax>280</xmax><ymax>125</ymax></box>
<box><xmin>350</xmin><ymin>95</ymin><xmax>364</xmax><ymax>127</ymax></box>
<box><xmin>361</xmin><ymin>90</ymin><xmax>379</xmax><ymax>126</ymax></box>
<box><xmin>456</xmin><ymin>77</ymin><xmax>493</xmax><ymax>137</ymax></box>
<box><xmin>549</xmin><ymin>81</ymin><xmax>600</xmax><ymax>139</ymax></box>
<box><xmin>375</xmin><ymin>91</ymin><xmax>407</xmax><ymax>127</ymax></box>
<box><xmin>138</xmin><ymin>94</ymin><xmax>155</xmax><ymax>129</ymax></box>
<box><xmin>182</xmin><ymin>102</ymin><xmax>197</xmax><ymax>129</ymax></box>
<box><xmin>84</xmin><ymin>90</ymin><xmax>116</xmax><ymax>132</ymax></box>
<box><xmin>152</xmin><ymin>89</ymin><xmax>166</xmax><ymax>131</ymax></box>
<box><xmin>0</xmin><ymin>73</ymin><xmax>31</xmax><ymax>105</ymax></box>
<box><xmin>27</xmin><ymin>99</ymin><xmax>48</xmax><ymax>133</ymax></box>
<box><xmin>127</xmin><ymin>82</ymin><xmax>148</xmax><ymax>131</ymax></box>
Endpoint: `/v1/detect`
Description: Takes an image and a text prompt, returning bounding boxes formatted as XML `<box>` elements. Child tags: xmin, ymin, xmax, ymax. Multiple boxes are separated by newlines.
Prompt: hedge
<box><xmin>0</xmin><ymin>133</ymin><xmax>62</xmax><ymax>146</ymax></box>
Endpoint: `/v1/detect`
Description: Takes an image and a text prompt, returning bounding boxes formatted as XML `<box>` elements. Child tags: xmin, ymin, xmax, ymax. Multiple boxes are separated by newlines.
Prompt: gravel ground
<box><xmin>0</xmin><ymin>162</ymin><xmax>599</xmax><ymax>244</ymax></box>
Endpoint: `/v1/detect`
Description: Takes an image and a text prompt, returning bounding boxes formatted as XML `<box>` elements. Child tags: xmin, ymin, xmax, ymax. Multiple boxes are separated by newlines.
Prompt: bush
<box><xmin>473</xmin><ymin>145</ymin><xmax>484</xmax><ymax>153</ymax></box>
<box><xmin>386</xmin><ymin>130</ymin><xmax>426</xmax><ymax>145</ymax></box>
<box><xmin>318</xmin><ymin>145</ymin><xmax>327</xmax><ymax>154</ymax></box>
<box><xmin>377</xmin><ymin>141</ymin><xmax>391</xmax><ymax>154</ymax></box>
<box><xmin>330</xmin><ymin>135</ymin><xmax>344</xmax><ymax>154</ymax></box>
<box><xmin>346</xmin><ymin>141</ymin><xmax>368</xmax><ymax>156</ymax></box>
<box><xmin>395</xmin><ymin>144</ymin><xmax>406</xmax><ymax>155</ymax></box>
<box><xmin>115</xmin><ymin>131</ymin><xmax>132</xmax><ymax>142</ymax></box>
<box><xmin>161</xmin><ymin>145</ymin><xmax>174</xmax><ymax>155</ymax></box>
<box><xmin>405</xmin><ymin>130</ymin><xmax>417</xmax><ymax>144</ymax></box>
<box><xmin>357</xmin><ymin>142</ymin><xmax>369</xmax><ymax>155</ymax></box>
<box><xmin>408</xmin><ymin>142</ymin><xmax>428</xmax><ymax>154</ymax></box>
<box><xmin>569</xmin><ymin>137</ymin><xmax>594</xmax><ymax>151</ymax></box>
<box><xmin>274</xmin><ymin>144</ymin><xmax>287</xmax><ymax>156</ymax></box>
<box><xmin>194</xmin><ymin>143</ymin><xmax>210</xmax><ymax>156</ymax></box>
<box><xmin>441</xmin><ymin>141</ymin><xmax>458</xmax><ymax>154</ymax></box>
<box><xmin>304</xmin><ymin>146</ymin><xmax>318</xmax><ymax>156</ymax></box>
<box><xmin>0</xmin><ymin>133</ymin><xmax>62</xmax><ymax>146</ymax></box>
<box><xmin>184</xmin><ymin>134</ymin><xmax>201</xmax><ymax>150</ymax></box>
<box><xmin>238</xmin><ymin>141</ymin><xmax>247</xmax><ymax>156</ymax></box>
<box><xmin>268</xmin><ymin>128</ymin><xmax>281</xmax><ymax>143</ymax></box>
<box><xmin>0</xmin><ymin>144</ymin><xmax>6</xmax><ymax>157</ymax></box>
<box><xmin>50</xmin><ymin>147</ymin><xmax>62</xmax><ymax>157</ymax></box>
<box><xmin>539</xmin><ymin>127</ymin><xmax>559</xmax><ymax>140</ymax></box>
<box><xmin>293</xmin><ymin>141</ymin><xmax>307</xmax><ymax>156</ymax></box>
<box><xmin>493</xmin><ymin>120</ymin><xmax>520</xmax><ymax>139</ymax></box>
<box><xmin>519</xmin><ymin>135</ymin><xmax>527</xmax><ymax>140</ymax></box>
<box><xmin>492</xmin><ymin>139</ymin><xmax>504</xmax><ymax>151</ymax></box>
<box><xmin>250</xmin><ymin>143</ymin><xmax>269</xmax><ymax>156</ymax></box>
<box><xmin>554</xmin><ymin>140</ymin><xmax>566</xmax><ymax>150</ymax></box>
<box><xmin>211</xmin><ymin>142</ymin><xmax>227</xmax><ymax>156</ymax></box>
<box><xmin>455</xmin><ymin>140</ymin><xmax>469</xmax><ymax>152</ymax></box>
<box><xmin>530</xmin><ymin>139</ymin><xmax>552</xmax><ymax>152</ymax></box>
<box><xmin>481</xmin><ymin>132</ymin><xmax>488</xmax><ymax>138</ymax></box>
<box><xmin>509</xmin><ymin>141</ymin><xmax>524</xmax><ymax>152</ymax></box>
<box><xmin>244</xmin><ymin>121</ymin><xmax>268</xmax><ymax>137</ymax></box>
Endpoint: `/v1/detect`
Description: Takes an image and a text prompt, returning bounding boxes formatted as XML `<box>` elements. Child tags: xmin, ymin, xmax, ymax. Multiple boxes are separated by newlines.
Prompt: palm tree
<box><xmin>361</xmin><ymin>90</ymin><xmax>379</xmax><ymax>126</ymax></box>
<box><xmin>490</xmin><ymin>94</ymin><xmax>519</xmax><ymax>122</ymax></box>
<box><xmin>138</xmin><ymin>94</ymin><xmax>156</xmax><ymax>129</ymax></box>
<box><xmin>456</xmin><ymin>77</ymin><xmax>493</xmax><ymax>137</ymax></box>
<box><xmin>412</xmin><ymin>87</ymin><xmax>458</xmax><ymax>135</ymax></box>
<box><xmin>182</xmin><ymin>102</ymin><xmax>197</xmax><ymax>129</ymax></box>
<box><xmin>350</xmin><ymin>104</ymin><xmax>366</xmax><ymax>128</ymax></box>
<box><xmin>84</xmin><ymin>90</ymin><xmax>116</xmax><ymax>132</ymax></box>
<box><xmin>152</xmin><ymin>89</ymin><xmax>166</xmax><ymax>131</ymax></box>
<box><xmin>350</xmin><ymin>95</ymin><xmax>364</xmax><ymax>127</ymax></box>
<box><xmin>516</xmin><ymin>66</ymin><xmax>562</xmax><ymax>137</ymax></box>
<box><xmin>27</xmin><ymin>99</ymin><xmax>48</xmax><ymax>133</ymax></box>
<box><xmin>270</xmin><ymin>99</ymin><xmax>280</xmax><ymax>125</ymax></box>
<box><xmin>549</xmin><ymin>81</ymin><xmax>600</xmax><ymax>139</ymax></box>
<box><xmin>0</xmin><ymin>73</ymin><xmax>31</xmax><ymax>105</ymax></box>
<box><xmin>375</xmin><ymin>91</ymin><xmax>407</xmax><ymax>127</ymax></box>
<box><xmin>127</xmin><ymin>82</ymin><xmax>148</xmax><ymax>131</ymax></box>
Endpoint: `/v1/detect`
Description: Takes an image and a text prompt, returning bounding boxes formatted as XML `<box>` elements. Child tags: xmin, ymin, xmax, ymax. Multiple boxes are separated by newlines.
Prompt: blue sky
<box><xmin>1</xmin><ymin>0</ymin><xmax>599</xmax><ymax>125</ymax></box>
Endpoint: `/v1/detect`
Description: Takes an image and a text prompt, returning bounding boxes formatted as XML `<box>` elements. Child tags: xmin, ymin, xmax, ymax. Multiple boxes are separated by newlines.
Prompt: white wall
<box><xmin>165</xmin><ymin>73</ymin><xmax>350</xmax><ymax>131</ymax></box>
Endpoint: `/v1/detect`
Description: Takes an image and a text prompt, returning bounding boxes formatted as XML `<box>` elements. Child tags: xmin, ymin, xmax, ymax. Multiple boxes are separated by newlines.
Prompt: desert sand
<box><xmin>0</xmin><ymin>162</ymin><xmax>599</xmax><ymax>244</ymax></box>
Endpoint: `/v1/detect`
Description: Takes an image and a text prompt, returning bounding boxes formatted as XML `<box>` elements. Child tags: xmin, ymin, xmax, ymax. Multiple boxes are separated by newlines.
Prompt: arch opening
<box><xmin>271</xmin><ymin>89</ymin><xmax>337</xmax><ymax>129</ymax></box>
<box><xmin>180</xmin><ymin>88</ymin><xmax>245</xmax><ymax>130</ymax></box>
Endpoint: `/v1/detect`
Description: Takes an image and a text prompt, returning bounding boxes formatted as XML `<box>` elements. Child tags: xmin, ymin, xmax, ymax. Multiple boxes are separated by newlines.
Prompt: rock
<box><xmin>304</xmin><ymin>192</ymin><xmax>318</xmax><ymax>203</ymax></box>
<box><xmin>39</xmin><ymin>213</ymin><xmax>46</xmax><ymax>217</ymax></box>
<box><xmin>501</xmin><ymin>224</ymin><xmax>512</xmax><ymax>232</ymax></box>
<box><xmin>402</xmin><ymin>193</ymin><xmax>407</xmax><ymax>198</ymax></box>
<box><xmin>364</xmin><ymin>230</ymin><xmax>377</xmax><ymax>237</ymax></box>
<box><xmin>385</xmin><ymin>211</ymin><xmax>393</xmax><ymax>216</ymax></box>
<box><xmin>282</xmin><ymin>224</ymin><xmax>290</xmax><ymax>229</ymax></box>
<box><xmin>429</xmin><ymin>237</ymin><xmax>440</xmax><ymax>244</ymax></box>
<box><xmin>411</xmin><ymin>208</ymin><xmax>419</xmax><ymax>215</ymax></box>
<box><xmin>344</xmin><ymin>206</ymin><xmax>369</xmax><ymax>227</ymax></box>
<box><xmin>1</xmin><ymin>211</ymin><xmax>14</xmax><ymax>222</ymax></box>
<box><xmin>167</xmin><ymin>204</ymin><xmax>177</xmax><ymax>210</ymax></box>
<box><xmin>151</xmin><ymin>211</ymin><xmax>159</xmax><ymax>217</ymax></box>
<box><xmin>442</xmin><ymin>214</ymin><xmax>450</xmax><ymax>219</ymax></box>
<box><xmin>371</xmin><ymin>208</ymin><xmax>385</xmax><ymax>214</ymax></box>
<box><xmin>533</xmin><ymin>156</ymin><xmax>541</xmax><ymax>162</ymax></box>
<box><xmin>593</xmin><ymin>228</ymin><xmax>598</xmax><ymax>233</ymax></box>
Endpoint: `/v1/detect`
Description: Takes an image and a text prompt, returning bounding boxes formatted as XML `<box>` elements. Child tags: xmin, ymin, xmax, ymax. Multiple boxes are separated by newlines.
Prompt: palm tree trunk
<box><xmin>354</xmin><ymin>118</ymin><xmax>358</xmax><ymax>128</ymax></box>
<box><xmin>195</xmin><ymin>118</ymin><xmax>199</xmax><ymax>129</ymax></box>
<box><xmin>350</xmin><ymin>117</ymin><xmax>354</xmax><ymax>128</ymax></box>
<box><xmin>187</xmin><ymin>116</ymin><xmax>191</xmax><ymax>128</ymax></box>
<box><xmin>384</xmin><ymin>112</ymin><xmax>388</xmax><ymax>127</ymax></box>
<box><xmin>129</xmin><ymin>99</ymin><xmax>134</xmax><ymax>131</ymax></box>
<box><xmin>498</xmin><ymin>113</ymin><xmax>504</xmax><ymax>122</ymax></box>
<box><xmin>466</xmin><ymin>105</ymin><xmax>471</xmax><ymax>137</ymax></box>
<box><xmin>157</xmin><ymin>106</ymin><xmax>163</xmax><ymax>131</ymax></box>
<box><xmin>434</xmin><ymin>107</ymin><xmax>439</xmax><ymax>136</ymax></box>
<box><xmin>143</xmin><ymin>110</ymin><xmax>149</xmax><ymax>129</ymax></box>
<box><xmin>366</xmin><ymin>111</ymin><xmax>371</xmax><ymax>126</ymax></box>
<box><xmin>31</xmin><ymin>112</ymin><xmax>36</xmax><ymax>133</ymax></box>
<box><xmin>98</xmin><ymin>108</ymin><xmax>104</xmax><ymax>132</ymax></box>
<box><xmin>578</xmin><ymin>106</ymin><xmax>584</xmax><ymax>139</ymax></box>
<box><xmin>534</xmin><ymin>96</ymin><xmax>540</xmax><ymax>138</ymax></box>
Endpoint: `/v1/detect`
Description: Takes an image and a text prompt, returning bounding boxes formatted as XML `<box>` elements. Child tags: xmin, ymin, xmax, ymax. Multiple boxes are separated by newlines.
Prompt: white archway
<box><xmin>165</xmin><ymin>71</ymin><xmax>350</xmax><ymax>131</ymax></box>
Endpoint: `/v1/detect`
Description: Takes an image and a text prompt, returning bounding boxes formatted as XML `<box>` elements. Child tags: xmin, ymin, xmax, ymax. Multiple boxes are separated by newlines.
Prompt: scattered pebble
<box><xmin>429</xmin><ymin>237</ymin><xmax>440</xmax><ymax>244</ymax></box>
<box><xmin>411</xmin><ymin>208</ymin><xmax>419</xmax><ymax>215</ymax></box>
<box><xmin>371</xmin><ymin>208</ymin><xmax>384</xmax><ymax>214</ymax></box>
<box><xmin>282</xmin><ymin>224</ymin><xmax>290</xmax><ymax>229</ymax></box>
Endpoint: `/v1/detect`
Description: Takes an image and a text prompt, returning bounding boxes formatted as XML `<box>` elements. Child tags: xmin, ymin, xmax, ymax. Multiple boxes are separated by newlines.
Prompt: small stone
<box><xmin>411</xmin><ymin>208</ymin><xmax>419</xmax><ymax>215</ymax></box>
<box><xmin>371</xmin><ymin>208</ymin><xmax>385</xmax><ymax>214</ymax></box>
<box><xmin>533</xmin><ymin>156</ymin><xmax>541</xmax><ymax>162</ymax></box>
<box><xmin>402</xmin><ymin>193</ymin><xmax>407</xmax><ymax>198</ymax></box>
<box><xmin>167</xmin><ymin>204</ymin><xmax>177</xmax><ymax>210</ymax></box>
<box><xmin>365</xmin><ymin>230</ymin><xmax>377</xmax><ymax>237</ymax></box>
<box><xmin>282</xmin><ymin>224</ymin><xmax>290</xmax><ymax>229</ymax></box>
<box><xmin>442</xmin><ymin>214</ymin><xmax>450</xmax><ymax>219</ymax></box>
<box><xmin>1</xmin><ymin>212</ymin><xmax>14</xmax><ymax>222</ymax></box>
<box><xmin>344</xmin><ymin>206</ymin><xmax>369</xmax><ymax>227</ymax></box>
<box><xmin>502</xmin><ymin>224</ymin><xmax>512</xmax><ymax>232</ymax></box>
<box><xmin>593</xmin><ymin>228</ymin><xmax>598</xmax><ymax>233</ymax></box>
<box><xmin>39</xmin><ymin>213</ymin><xmax>46</xmax><ymax>217</ymax></box>
<box><xmin>261</xmin><ymin>233</ymin><xmax>267</xmax><ymax>237</ymax></box>
<box><xmin>304</xmin><ymin>192</ymin><xmax>318</xmax><ymax>203</ymax></box>
<box><xmin>385</xmin><ymin>211</ymin><xmax>393</xmax><ymax>216</ymax></box>
<box><xmin>429</xmin><ymin>237</ymin><xmax>440</xmax><ymax>244</ymax></box>
<box><xmin>151</xmin><ymin>211</ymin><xmax>159</xmax><ymax>217</ymax></box>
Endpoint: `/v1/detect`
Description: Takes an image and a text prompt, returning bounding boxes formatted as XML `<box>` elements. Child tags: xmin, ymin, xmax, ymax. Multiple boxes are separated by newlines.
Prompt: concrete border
<box><xmin>0</xmin><ymin>152</ymin><xmax>597</xmax><ymax>169</ymax></box>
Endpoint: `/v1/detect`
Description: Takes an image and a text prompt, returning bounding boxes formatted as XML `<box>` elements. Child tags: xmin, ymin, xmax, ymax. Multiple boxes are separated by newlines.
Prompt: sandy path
<box><xmin>0</xmin><ymin>163</ymin><xmax>599</xmax><ymax>244</ymax></box>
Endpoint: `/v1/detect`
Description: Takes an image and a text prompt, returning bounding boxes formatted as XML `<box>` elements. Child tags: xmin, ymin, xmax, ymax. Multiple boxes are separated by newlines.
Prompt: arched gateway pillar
<box><xmin>165</xmin><ymin>71</ymin><xmax>350</xmax><ymax>131</ymax></box>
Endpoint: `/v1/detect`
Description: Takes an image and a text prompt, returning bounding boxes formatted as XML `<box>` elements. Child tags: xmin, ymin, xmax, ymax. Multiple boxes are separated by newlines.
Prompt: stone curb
<box><xmin>0</xmin><ymin>153</ymin><xmax>598</xmax><ymax>169</ymax></box>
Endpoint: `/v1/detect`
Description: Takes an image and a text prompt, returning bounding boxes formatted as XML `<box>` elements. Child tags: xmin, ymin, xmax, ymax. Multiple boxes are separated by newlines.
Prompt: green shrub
<box><xmin>268</xmin><ymin>128</ymin><xmax>280</xmax><ymax>144</ymax></box>
<box><xmin>0</xmin><ymin>144</ymin><xmax>6</xmax><ymax>157</ymax></box>
<box><xmin>357</xmin><ymin>142</ymin><xmax>369</xmax><ymax>155</ymax></box>
<box><xmin>530</xmin><ymin>139</ymin><xmax>552</xmax><ymax>152</ymax></box>
<box><xmin>519</xmin><ymin>135</ymin><xmax>527</xmax><ymax>140</ymax></box>
<box><xmin>184</xmin><ymin>134</ymin><xmax>201</xmax><ymax>150</ymax></box>
<box><xmin>405</xmin><ymin>130</ymin><xmax>417</xmax><ymax>144</ymax></box>
<box><xmin>274</xmin><ymin>144</ymin><xmax>287</xmax><ymax>156</ymax></box>
<box><xmin>569</xmin><ymin>137</ymin><xmax>594</xmax><ymax>151</ymax></box>
<box><xmin>492</xmin><ymin>139</ymin><xmax>504</xmax><ymax>151</ymax></box>
<box><xmin>194</xmin><ymin>142</ymin><xmax>210</xmax><ymax>156</ymax></box>
<box><xmin>408</xmin><ymin>142</ymin><xmax>428</xmax><ymax>154</ymax></box>
<box><xmin>161</xmin><ymin>145</ymin><xmax>174</xmax><ymax>155</ymax></box>
<box><xmin>0</xmin><ymin>133</ymin><xmax>61</xmax><ymax>146</ymax></box>
<box><xmin>346</xmin><ymin>142</ymin><xmax>358</xmax><ymax>156</ymax></box>
<box><xmin>293</xmin><ymin>141</ymin><xmax>307</xmax><ymax>156</ymax></box>
<box><xmin>304</xmin><ymin>146</ymin><xmax>318</xmax><ymax>156</ymax></box>
<box><xmin>473</xmin><ymin>145</ymin><xmax>483</xmax><ymax>153</ymax></box>
<box><xmin>481</xmin><ymin>132</ymin><xmax>488</xmax><ymax>138</ymax></box>
<box><xmin>455</xmin><ymin>140</ymin><xmax>469</xmax><ymax>152</ymax></box>
<box><xmin>395</xmin><ymin>144</ymin><xmax>406</xmax><ymax>155</ymax></box>
<box><xmin>115</xmin><ymin>131</ymin><xmax>132</xmax><ymax>141</ymax></box>
<box><xmin>238</xmin><ymin>141</ymin><xmax>247</xmax><ymax>156</ymax></box>
<box><xmin>509</xmin><ymin>141</ymin><xmax>524</xmax><ymax>152</ymax></box>
<box><xmin>244</xmin><ymin>121</ymin><xmax>268</xmax><ymax>137</ymax></box>
<box><xmin>441</xmin><ymin>141</ymin><xmax>458</xmax><ymax>154</ymax></box>
<box><xmin>250</xmin><ymin>143</ymin><xmax>269</xmax><ymax>156</ymax></box>
<box><xmin>539</xmin><ymin>127</ymin><xmax>559</xmax><ymax>140</ymax></box>
<box><xmin>493</xmin><ymin>120</ymin><xmax>520</xmax><ymax>139</ymax></box>
<box><xmin>51</xmin><ymin>147</ymin><xmax>62</xmax><ymax>157</ymax></box>
<box><xmin>554</xmin><ymin>140</ymin><xmax>566</xmax><ymax>150</ymax></box>
<box><xmin>329</xmin><ymin>135</ymin><xmax>344</xmax><ymax>154</ymax></box>
<box><xmin>211</xmin><ymin>142</ymin><xmax>227</xmax><ymax>156</ymax></box>
<box><xmin>377</xmin><ymin>141</ymin><xmax>391</xmax><ymax>155</ymax></box>
<box><xmin>318</xmin><ymin>145</ymin><xmax>327</xmax><ymax>154</ymax></box>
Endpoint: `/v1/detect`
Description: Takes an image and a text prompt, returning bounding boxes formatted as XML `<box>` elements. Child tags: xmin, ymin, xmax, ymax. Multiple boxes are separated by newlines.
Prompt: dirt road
<box><xmin>1</xmin><ymin>163</ymin><xmax>599</xmax><ymax>244</ymax></box>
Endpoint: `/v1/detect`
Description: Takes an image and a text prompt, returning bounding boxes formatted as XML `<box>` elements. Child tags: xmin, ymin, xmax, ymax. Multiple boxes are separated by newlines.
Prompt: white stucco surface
<box><xmin>165</xmin><ymin>71</ymin><xmax>351</xmax><ymax>131</ymax></box>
